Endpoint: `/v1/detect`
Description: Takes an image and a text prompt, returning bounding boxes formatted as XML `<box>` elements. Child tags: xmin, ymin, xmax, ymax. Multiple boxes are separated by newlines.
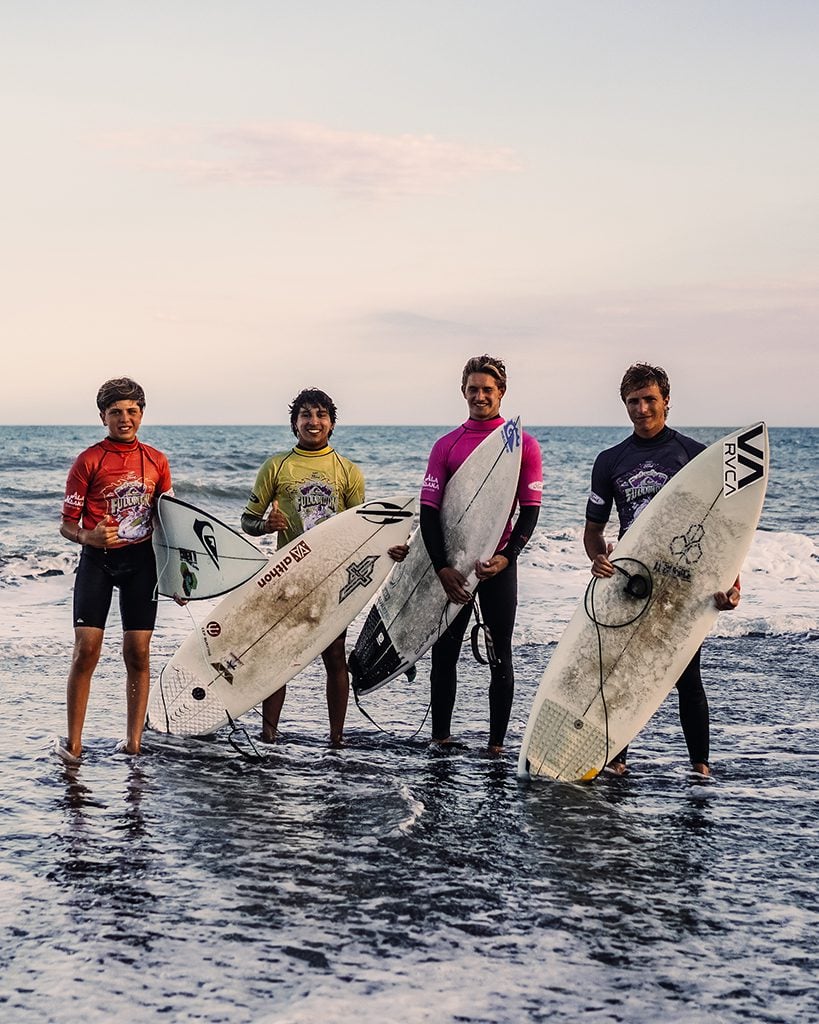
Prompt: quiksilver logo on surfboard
<box><xmin>193</xmin><ymin>519</ymin><xmax>220</xmax><ymax>568</ymax></box>
<box><xmin>724</xmin><ymin>425</ymin><xmax>766</xmax><ymax>497</ymax></box>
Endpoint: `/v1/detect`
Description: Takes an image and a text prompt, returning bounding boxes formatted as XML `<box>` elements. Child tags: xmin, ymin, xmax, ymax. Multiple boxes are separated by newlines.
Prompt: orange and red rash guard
<box><xmin>62</xmin><ymin>438</ymin><xmax>172</xmax><ymax>548</ymax></box>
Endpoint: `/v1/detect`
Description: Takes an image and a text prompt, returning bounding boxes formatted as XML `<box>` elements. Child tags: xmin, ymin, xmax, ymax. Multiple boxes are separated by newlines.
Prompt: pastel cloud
<box><xmin>128</xmin><ymin>121</ymin><xmax>521</xmax><ymax>197</ymax></box>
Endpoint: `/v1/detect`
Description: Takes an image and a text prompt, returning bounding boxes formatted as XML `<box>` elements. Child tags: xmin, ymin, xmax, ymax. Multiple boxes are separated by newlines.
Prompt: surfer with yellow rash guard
<box><xmin>242</xmin><ymin>388</ymin><xmax>407</xmax><ymax>746</ymax></box>
<box><xmin>584</xmin><ymin>363</ymin><xmax>741</xmax><ymax>779</ymax></box>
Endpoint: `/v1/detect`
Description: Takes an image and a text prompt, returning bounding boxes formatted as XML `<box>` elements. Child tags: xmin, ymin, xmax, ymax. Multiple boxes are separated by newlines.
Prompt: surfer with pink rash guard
<box><xmin>420</xmin><ymin>355</ymin><xmax>543</xmax><ymax>754</ymax></box>
<box><xmin>584</xmin><ymin>362</ymin><xmax>741</xmax><ymax>778</ymax></box>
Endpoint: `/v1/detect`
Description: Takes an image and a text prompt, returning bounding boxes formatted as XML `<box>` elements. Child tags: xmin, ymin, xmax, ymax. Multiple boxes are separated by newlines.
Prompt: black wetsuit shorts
<box><xmin>72</xmin><ymin>539</ymin><xmax>158</xmax><ymax>631</ymax></box>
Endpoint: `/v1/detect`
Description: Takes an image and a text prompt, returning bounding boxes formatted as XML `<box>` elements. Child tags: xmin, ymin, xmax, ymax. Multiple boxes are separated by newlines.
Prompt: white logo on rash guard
<box><xmin>588</xmin><ymin>491</ymin><xmax>605</xmax><ymax>506</ymax></box>
<box><xmin>64</xmin><ymin>491</ymin><xmax>84</xmax><ymax>509</ymax></box>
<box><xmin>528</xmin><ymin>481</ymin><xmax>543</xmax><ymax>492</ymax></box>
<box><xmin>422</xmin><ymin>473</ymin><xmax>440</xmax><ymax>492</ymax></box>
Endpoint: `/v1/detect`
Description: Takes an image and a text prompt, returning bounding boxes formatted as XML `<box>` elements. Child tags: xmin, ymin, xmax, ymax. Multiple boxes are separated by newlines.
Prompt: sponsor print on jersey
<box><xmin>422</xmin><ymin>473</ymin><xmax>440</xmax><ymax>492</ymax></box>
<box><xmin>618</xmin><ymin>463</ymin><xmax>670</xmax><ymax>531</ymax></box>
<box><xmin>621</xmin><ymin>465</ymin><xmax>669</xmax><ymax>506</ymax></box>
<box><xmin>723</xmin><ymin>424</ymin><xmax>766</xmax><ymax>497</ymax></box>
<box><xmin>103</xmin><ymin>478</ymin><xmax>154</xmax><ymax>541</ymax></box>
<box><xmin>528</xmin><ymin>480</ymin><xmax>544</xmax><ymax>493</ymax></box>
<box><xmin>297</xmin><ymin>482</ymin><xmax>336</xmax><ymax>531</ymax></box>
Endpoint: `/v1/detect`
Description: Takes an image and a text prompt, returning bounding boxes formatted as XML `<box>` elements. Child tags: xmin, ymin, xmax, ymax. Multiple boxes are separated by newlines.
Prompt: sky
<box><xmin>3</xmin><ymin>0</ymin><xmax>817</xmax><ymax>427</ymax></box>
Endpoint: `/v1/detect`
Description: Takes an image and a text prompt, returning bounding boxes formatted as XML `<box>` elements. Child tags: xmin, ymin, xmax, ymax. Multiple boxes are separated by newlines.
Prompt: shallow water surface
<box><xmin>2</xmin><ymin>634</ymin><xmax>818</xmax><ymax>1024</ymax></box>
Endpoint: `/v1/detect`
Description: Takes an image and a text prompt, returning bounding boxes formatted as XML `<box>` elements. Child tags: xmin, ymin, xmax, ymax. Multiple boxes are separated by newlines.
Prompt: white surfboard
<box><xmin>518</xmin><ymin>423</ymin><xmax>769</xmax><ymax>783</ymax></box>
<box><xmin>152</xmin><ymin>494</ymin><xmax>268</xmax><ymax>600</ymax></box>
<box><xmin>348</xmin><ymin>417</ymin><xmax>524</xmax><ymax>696</ymax></box>
<box><xmin>147</xmin><ymin>497</ymin><xmax>415</xmax><ymax>736</ymax></box>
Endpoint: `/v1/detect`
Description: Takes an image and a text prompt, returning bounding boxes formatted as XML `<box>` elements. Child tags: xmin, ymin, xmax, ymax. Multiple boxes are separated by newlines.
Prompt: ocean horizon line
<box><xmin>1</xmin><ymin>421</ymin><xmax>815</xmax><ymax>430</ymax></box>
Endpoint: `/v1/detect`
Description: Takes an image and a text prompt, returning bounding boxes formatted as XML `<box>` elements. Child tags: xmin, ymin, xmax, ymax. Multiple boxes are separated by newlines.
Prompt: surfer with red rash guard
<box><xmin>584</xmin><ymin>363</ymin><xmax>741</xmax><ymax>778</ymax></box>
<box><xmin>56</xmin><ymin>377</ymin><xmax>173</xmax><ymax>763</ymax></box>
<box><xmin>241</xmin><ymin>388</ymin><xmax>407</xmax><ymax>747</ymax></box>
<box><xmin>421</xmin><ymin>355</ymin><xmax>543</xmax><ymax>754</ymax></box>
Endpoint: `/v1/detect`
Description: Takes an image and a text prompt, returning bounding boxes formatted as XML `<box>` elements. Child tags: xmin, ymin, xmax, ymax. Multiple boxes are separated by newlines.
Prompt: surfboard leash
<box><xmin>351</xmin><ymin>682</ymin><xmax>432</xmax><ymax>743</ymax></box>
<box><xmin>586</xmin><ymin>579</ymin><xmax>613</xmax><ymax>776</ymax></box>
<box><xmin>469</xmin><ymin>597</ymin><xmax>499</xmax><ymax>668</ymax></box>
<box><xmin>152</xmin><ymin>495</ymin><xmax>174</xmax><ymax>604</ymax></box>
<box><xmin>224</xmin><ymin>709</ymin><xmax>264</xmax><ymax>762</ymax></box>
<box><xmin>584</xmin><ymin>557</ymin><xmax>653</xmax><ymax>777</ymax></box>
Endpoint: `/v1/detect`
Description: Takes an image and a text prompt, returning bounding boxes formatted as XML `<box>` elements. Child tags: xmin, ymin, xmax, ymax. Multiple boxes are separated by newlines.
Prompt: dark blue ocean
<box><xmin>1</xmin><ymin>424</ymin><xmax>817</xmax><ymax>1023</ymax></box>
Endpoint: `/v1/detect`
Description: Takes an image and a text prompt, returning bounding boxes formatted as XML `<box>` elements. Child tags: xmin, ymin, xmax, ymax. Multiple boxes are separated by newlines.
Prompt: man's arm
<box><xmin>584</xmin><ymin>519</ymin><xmax>615</xmax><ymax>578</ymax></box>
<box><xmin>241</xmin><ymin>501</ymin><xmax>289</xmax><ymax>537</ymax></box>
<box><xmin>477</xmin><ymin>504</ymin><xmax>541</xmax><ymax>580</ymax></box>
<box><xmin>419</xmin><ymin>504</ymin><xmax>471</xmax><ymax>604</ymax></box>
<box><xmin>242</xmin><ymin>458</ymin><xmax>288</xmax><ymax>537</ymax></box>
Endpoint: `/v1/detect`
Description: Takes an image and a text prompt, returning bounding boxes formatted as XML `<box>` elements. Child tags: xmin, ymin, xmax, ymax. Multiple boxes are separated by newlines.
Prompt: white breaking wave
<box><xmin>517</xmin><ymin>528</ymin><xmax>819</xmax><ymax>644</ymax></box>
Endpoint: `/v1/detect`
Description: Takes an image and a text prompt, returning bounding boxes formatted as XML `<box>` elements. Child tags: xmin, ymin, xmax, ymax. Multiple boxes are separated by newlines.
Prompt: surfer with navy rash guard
<box><xmin>56</xmin><ymin>377</ymin><xmax>174</xmax><ymax>763</ymax></box>
<box><xmin>241</xmin><ymin>388</ymin><xmax>407</xmax><ymax>747</ymax></box>
<box><xmin>584</xmin><ymin>362</ymin><xmax>741</xmax><ymax>778</ymax></box>
<box><xmin>421</xmin><ymin>355</ymin><xmax>543</xmax><ymax>754</ymax></box>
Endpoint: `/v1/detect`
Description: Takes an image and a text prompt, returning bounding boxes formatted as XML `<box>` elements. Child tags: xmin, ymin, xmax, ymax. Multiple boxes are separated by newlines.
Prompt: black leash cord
<box><xmin>583</xmin><ymin>558</ymin><xmax>652</xmax><ymax>775</ymax></box>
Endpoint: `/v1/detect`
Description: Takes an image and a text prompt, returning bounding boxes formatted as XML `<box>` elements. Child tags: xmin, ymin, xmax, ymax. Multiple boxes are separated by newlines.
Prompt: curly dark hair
<box><xmin>619</xmin><ymin>363</ymin><xmax>670</xmax><ymax>403</ymax></box>
<box><xmin>289</xmin><ymin>388</ymin><xmax>338</xmax><ymax>438</ymax></box>
<box><xmin>96</xmin><ymin>377</ymin><xmax>146</xmax><ymax>412</ymax></box>
<box><xmin>460</xmin><ymin>354</ymin><xmax>508</xmax><ymax>393</ymax></box>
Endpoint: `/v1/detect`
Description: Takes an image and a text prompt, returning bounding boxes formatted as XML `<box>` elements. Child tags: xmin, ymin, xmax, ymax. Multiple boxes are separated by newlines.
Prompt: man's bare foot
<box><xmin>429</xmin><ymin>737</ymin><xmax>468</xmax><ymax>750</ymax></box>
<box><xmin>604</xmin><ymin>760</ymin><xmax>628</xmax><ymax>776</ymax></box>
<box><xmin>114</xmin><ymin>739</ymin><xmax>140</xmax><ymax>755</ymax></box>
<box><xmin>487</xmin><ymin>744</ymin><xmax>504</xmax><ymax>756</ymax></box>
<box><xmin>691</xmin><ymin>762</ymin><xmax>711</xmax><ymax>778</ymax></box>
<box><xmin>329</xmin><ymin>735</ymin><xmax>346</xmax><ymax>749</ymax></box>
<box><xmin>259</xmin><ymin>731</ymin><xmax>277</xmax><ymax>744</ymax></box>
<box><xmin>54</xmin><ymin>737</ymin><xmax>81</xmax><ymax>765</ymax></box>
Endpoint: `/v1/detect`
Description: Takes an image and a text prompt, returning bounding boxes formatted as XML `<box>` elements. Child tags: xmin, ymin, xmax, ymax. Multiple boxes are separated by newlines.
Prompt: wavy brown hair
<box><xmin>95</xmin><ymin>377</ymin><xmax>146</xmax><ymax>412</ymax></box>
<box><xmin>460</xmin><ymin>354</ymin><xmax>507</xmax><ymax>393</ymax></box>
<box><xmin>619</xmin><ymin>363</ymin><xmax>670</xmax><ymax>403</ymax></box>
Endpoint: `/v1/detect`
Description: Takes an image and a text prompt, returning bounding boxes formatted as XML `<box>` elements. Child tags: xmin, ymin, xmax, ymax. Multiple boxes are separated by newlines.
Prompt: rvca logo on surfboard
<box><xmin>723</xmin><ymin>425</ymin><xmax>766</xmax><ymax>497</ymax></box>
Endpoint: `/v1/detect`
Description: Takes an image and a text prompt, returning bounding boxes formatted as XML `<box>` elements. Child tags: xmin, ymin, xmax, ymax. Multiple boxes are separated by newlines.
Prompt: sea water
<box><xmin>1</xmin><ymin>424</ymin><xmax>817</xmax><ymax>1023</ymax></box>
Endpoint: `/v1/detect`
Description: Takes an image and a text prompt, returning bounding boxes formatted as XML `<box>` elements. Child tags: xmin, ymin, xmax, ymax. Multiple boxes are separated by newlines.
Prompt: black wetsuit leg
<box><xmin>429</xmin><ymin>562</ymin><xmax>519</xmax><ymax>745</ymax></box>
<box><xmin>429</xmin><ymin>602</ymin><xmax>472</xmax><ymax>741</ymax></box>
<box><xmin>675</xmin><ymin>646</ymin><xmax>709</xmax><ymax>765</ymax></box>
<box><xmin>478</xmin><ymin>562</ymin><xmax>518</xmax><ymax>747</ymax></box>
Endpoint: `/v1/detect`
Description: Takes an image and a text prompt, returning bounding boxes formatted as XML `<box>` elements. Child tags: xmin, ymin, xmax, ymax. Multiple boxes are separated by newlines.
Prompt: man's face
<box><xmin>100</xmin><ymin>400</ymin><xmax>143</xmax><ymax>442</ymax></box>
<box><xmin>463</xmin><ymin>372</ymin><xmax>505</xmax><ymax>420</ymax></box>
<box><xmin>294</xmin><ymin>404</ymin><xmax>333</xmax><ymax>450</ymax></box>
<box><xmin>624</xmin><ymin>383</ymin><xmax>668</xmax><ymax>439</ymax></box>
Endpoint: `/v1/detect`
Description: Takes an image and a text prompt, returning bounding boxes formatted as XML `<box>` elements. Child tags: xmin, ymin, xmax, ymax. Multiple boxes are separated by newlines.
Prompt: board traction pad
<box><xmin>526</xmin><ymin>698</ymin><xmax>610</xmax><ymax>782</ymax></box>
